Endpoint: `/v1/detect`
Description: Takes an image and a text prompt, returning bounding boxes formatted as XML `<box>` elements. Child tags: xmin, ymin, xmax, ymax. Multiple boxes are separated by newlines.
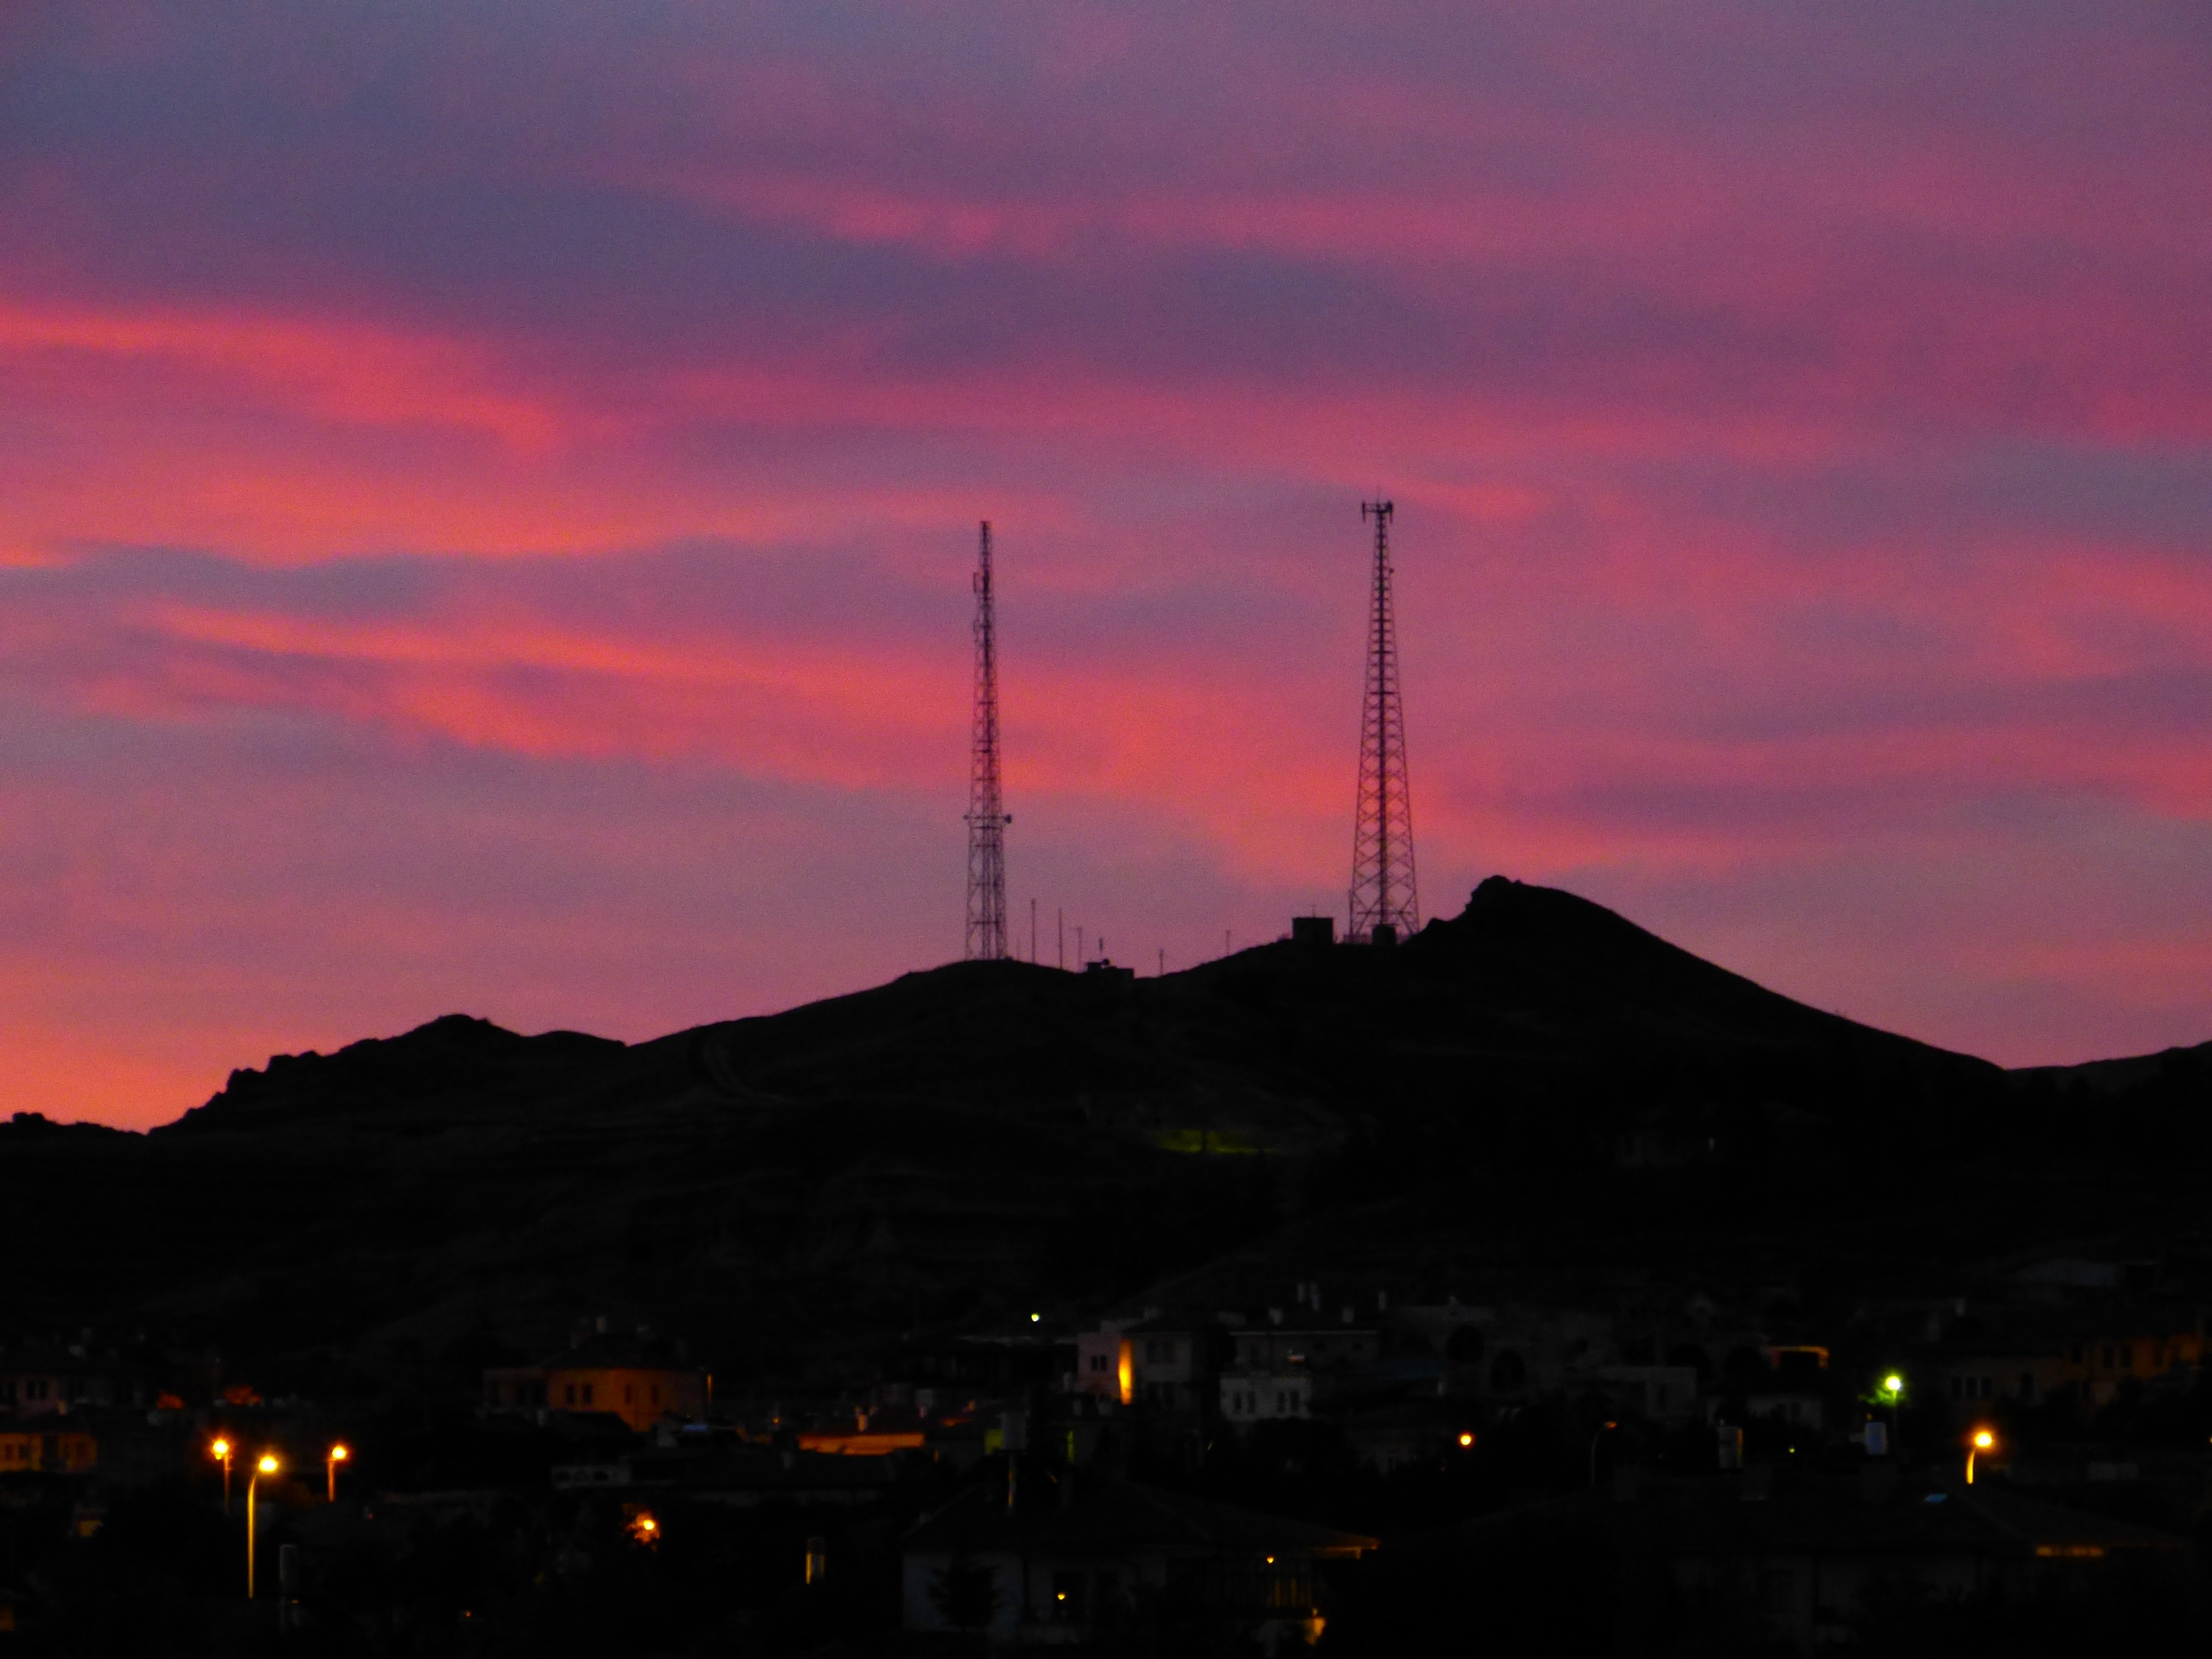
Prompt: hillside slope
<box><xmin>3</xmin><ymin>877</ymin><xmax>2181</xmax><ymax>1390</ymax></box>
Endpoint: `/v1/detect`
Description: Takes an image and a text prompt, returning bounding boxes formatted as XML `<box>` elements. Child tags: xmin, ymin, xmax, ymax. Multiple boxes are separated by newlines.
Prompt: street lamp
<box><xmin>1966</xmin><ymin>1427</ymin><xmax>1995</xmax><ymax>1485</ymax></box>
<box><xmin>247</xmin><ymin>1453</ymin><xmax>280</xmax><ymax>1599</ymax></box>
<box><xmin>326</xmin><ymin>1443</ymin><xmax>349</xmax><ymax>1503</ymax></box>
<box><xmin>1877</xmin><ymin>1373</ymin><xmax>1905</xmax><ymax>1402</ymax></box>
<box><xmin>211</xmin><ymin>1437</ymin><xmax>234</xmax><ymax>1512</ymax></box>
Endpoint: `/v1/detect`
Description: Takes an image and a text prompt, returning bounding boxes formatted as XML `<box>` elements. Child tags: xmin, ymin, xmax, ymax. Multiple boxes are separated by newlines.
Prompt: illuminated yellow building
<box><xmin>484</xmin><ymin>1332</ymin><xmax>709</xmax><ymax>1433</ymax></box>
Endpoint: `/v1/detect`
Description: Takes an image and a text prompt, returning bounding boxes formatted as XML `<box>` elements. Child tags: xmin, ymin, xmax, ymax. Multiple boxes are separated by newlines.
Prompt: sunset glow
<box><xmin>3</xmin><ymin>3</ymin><xmax>2210</xmax><ymax>1124</ymax></box>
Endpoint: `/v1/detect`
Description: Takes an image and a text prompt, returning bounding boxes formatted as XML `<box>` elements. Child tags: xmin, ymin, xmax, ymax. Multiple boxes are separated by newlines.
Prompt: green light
<box><xmin>1880</xmin><ymin>1373</ymin><xmax>1905</xmax><ymax>1400</ymax></box>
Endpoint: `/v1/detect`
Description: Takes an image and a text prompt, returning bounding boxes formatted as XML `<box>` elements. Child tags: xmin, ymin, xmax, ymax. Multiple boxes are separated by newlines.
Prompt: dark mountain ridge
<box><xmin>2</xmin><ymin>877</ymin><xmax>2200</xmax><ymax>1390</ymax></box>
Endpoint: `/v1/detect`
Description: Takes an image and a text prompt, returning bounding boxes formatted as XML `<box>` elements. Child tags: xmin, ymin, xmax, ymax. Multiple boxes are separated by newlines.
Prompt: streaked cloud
<box><xmin>0</xmin><ymin>1</ymin><xmax>2208</xmax><ymax>1120</ymax></box>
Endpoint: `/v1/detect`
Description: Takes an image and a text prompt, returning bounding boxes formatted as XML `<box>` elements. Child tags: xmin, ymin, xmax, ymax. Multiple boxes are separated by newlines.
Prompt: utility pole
<box><xmin>1349</xmin><ymin>499</ymin><xmax>1420</xmax><ymax>942</ymax></box>
<box><xmin>965</xmin><ymin>521</ymin><xmax>1011</xmax><ymax>960</ymax></box>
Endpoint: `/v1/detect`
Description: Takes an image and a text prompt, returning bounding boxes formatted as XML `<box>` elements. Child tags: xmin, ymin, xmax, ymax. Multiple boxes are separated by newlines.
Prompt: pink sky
<box><xmin>3</xmin><ymin>2</ymin><xmax>2210</xmax><ymax>1126</ymax></box>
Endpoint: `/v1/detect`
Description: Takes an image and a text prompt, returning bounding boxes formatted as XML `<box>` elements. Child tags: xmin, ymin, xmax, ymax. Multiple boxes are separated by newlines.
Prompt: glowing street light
<box><xmin>326</xmin><ymin>1443</ymin><xmax>349</xmax><ymax>1503</ymax></box>
<box><xmin>247</xmin><ymin>1453</ymin><xmax>280</xmax><ymax>1599</ymax></box>
<box><xmin>211</xmin><ymin>1437</ymin><xmax>234</xmax><ymax>1512</ymax></box>
<box><xmin>1878</xmin><ymin>1373</ymin><xmax>1905</xmax><ymax>1402</ymax></box>
<box><xmin>1966</xmin><ymin>1427</ymin><xmax>1996</xmax><ymax>1485</ymax></box>
<box><xmin>1457</xmin><ymin>1432</ymin><xmax>1475</xmax><ymax>1449</ymax></box>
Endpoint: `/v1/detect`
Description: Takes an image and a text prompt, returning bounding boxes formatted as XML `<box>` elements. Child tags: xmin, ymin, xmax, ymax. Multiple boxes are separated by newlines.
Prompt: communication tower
<box><xmin>1349</xmin><ymin>499</ymin><xmax>1419</xmax><ymax>942</ymax></box>
<box><xmin>965</xmin><ymin>521</ymin><xmax>1011</xmax><ymax>959</ymax></box>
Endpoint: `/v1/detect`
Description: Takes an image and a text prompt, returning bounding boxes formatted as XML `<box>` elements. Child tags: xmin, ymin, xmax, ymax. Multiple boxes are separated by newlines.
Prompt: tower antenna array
<box><xmin>1348</xmin><ymin>499</ymin><xmax>1419</xmax><ymax>942</ymax></box>
<box><xmin>965</xmin><ymin>520</ymin><xmax>1011</xmax><ymax>960</ymax></box>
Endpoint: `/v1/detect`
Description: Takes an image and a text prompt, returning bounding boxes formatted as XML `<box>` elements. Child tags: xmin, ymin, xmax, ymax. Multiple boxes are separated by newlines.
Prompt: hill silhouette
<box><xmin>2</xmin><ymin>877</ymin><xmax>2199</xmax><ymax>1390</ymax></box>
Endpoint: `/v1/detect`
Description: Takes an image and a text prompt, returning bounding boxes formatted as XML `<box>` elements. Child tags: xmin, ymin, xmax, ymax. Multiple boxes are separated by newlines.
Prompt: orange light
<box><xmin>330</xmin><ymin>1444</ymin><xmax>349</xmax><ymax>1463</ymax></box>
<box><xmin>1458</xmin><ymin>1432</ymin><xmax>1474</xmax><ymax>1448</ymax></box>
<box><xmin>1966</xmin><ymin>1426</ymin><xmax>1996</xmax><ymax>1484</ymax></box>
<box><xmin>257</xmin><ymin>1454</ymin><xmax>280</xmax><ymax>1475</ymax></box>
<box><xmin>211</xmin><ymin>1438</ymin><xmax>231</xmax><ymax>1459</ymax></box>
<box><xmin>1117</xmin><ymin>1340</ymin><xmax>1134</xmax><ymax>1407</ymax></box>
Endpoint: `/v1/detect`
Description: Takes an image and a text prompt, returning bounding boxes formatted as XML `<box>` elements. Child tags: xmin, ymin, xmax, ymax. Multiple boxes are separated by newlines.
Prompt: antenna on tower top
<box><xmin>1349</xmin><ymin>499</ymin><xmax>1418</xmax><ymax>943</ymax></box>
<box><xmin>965</xmin><ymin>521</ymin><xmax>1011</xmax><ymax>961</ymax></box>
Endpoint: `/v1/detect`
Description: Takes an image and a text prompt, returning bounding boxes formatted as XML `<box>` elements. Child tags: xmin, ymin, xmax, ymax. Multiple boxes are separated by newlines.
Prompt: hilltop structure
<box><xmin>965</xmin><ymin>519</ymin><xmax>1011</xmax><ymax>961</ymax></box>
<box><xmin>1349</xmin><ymin>499</ymin><xmax>1419</xmax><ymax>943</ymax></box>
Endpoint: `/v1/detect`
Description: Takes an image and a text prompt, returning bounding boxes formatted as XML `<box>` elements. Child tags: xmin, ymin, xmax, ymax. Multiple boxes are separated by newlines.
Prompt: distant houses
<box><xmin>0</xmin><ymin>1342</ymin><xmax>151</xmax><ymax>1417</ymax></box>
<box><xmin>902</xmin><ymin>1480</ymin><xmax>1375</xmax><ymax>1648</ymax></box>
<box><xmin>0</xmin><ymin>1250</ymin><xmax>2201</xmax><ymax>1653</ymax></box>
<box><xmin>482</xmin><ymin>1327</ymin><xmax>708</xmax><ymax>1433</ymax></box>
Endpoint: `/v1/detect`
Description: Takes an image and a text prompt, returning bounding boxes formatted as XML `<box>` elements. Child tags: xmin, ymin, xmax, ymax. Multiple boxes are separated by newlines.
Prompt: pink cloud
<box><xmin>0</xmin><ymin>2</ymin><xmax>2208</xmax><ymax>1119</ymax></box>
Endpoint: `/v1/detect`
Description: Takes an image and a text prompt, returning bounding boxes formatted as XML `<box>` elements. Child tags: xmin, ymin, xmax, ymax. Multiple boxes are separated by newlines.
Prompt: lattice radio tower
<box><xmin>1349</xmin><ymin>499</ymin><xmax>1420</xmax><ymax>942</ymax></box>
<box><xmin>964</xmin><ymin>520</ymin><xmax>1011</xmax><ymax>960</ymax></box>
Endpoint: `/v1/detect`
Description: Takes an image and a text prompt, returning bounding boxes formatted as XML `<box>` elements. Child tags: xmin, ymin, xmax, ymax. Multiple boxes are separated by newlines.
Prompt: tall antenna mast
<box><xmin>1349</xmin><ymin>499</ymin><xmax>1419</xmax><ymax>942</ymax></box>
<box><xmin>965</xmin><ymin>520</ymin><xmax>1011</xmax><ymax>960</ymax></box>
